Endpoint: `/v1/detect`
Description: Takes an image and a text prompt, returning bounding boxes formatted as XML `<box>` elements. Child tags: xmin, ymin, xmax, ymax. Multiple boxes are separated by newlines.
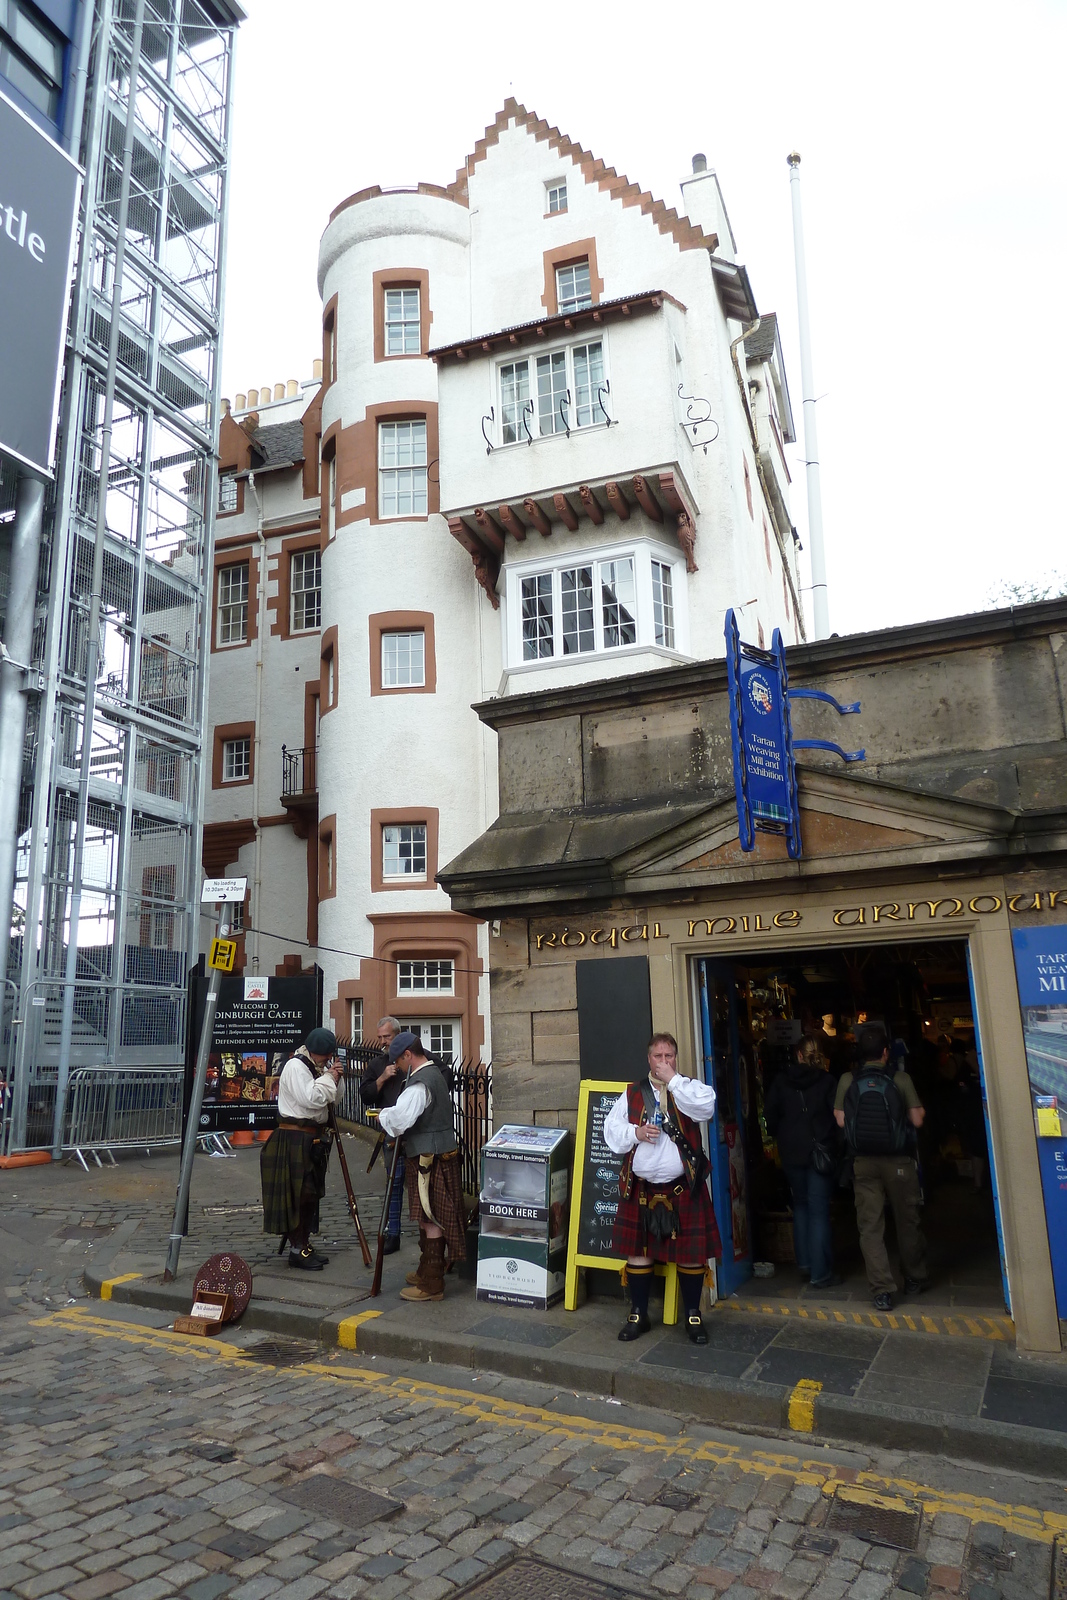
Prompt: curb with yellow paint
<box><xmin>336</xmin><ymin>1309</ymin><xmax>381</xmax><ymax>1350</ymax></box>
<box><xmin>787</xmin><ymin>1379</ymin><xmax>822</xmax><ymax>1432</ymax></box>
<box><xmin>725</xmin><ymin>1297</ymin><xmax>1015</xmax><ymax>1341</ymax></box>
<box><xmin>100</xmin><ymin>1272</ymin><xmax>141</xmax><ymax>1301</ymax></box>
<box><xmin>29</xmin><ymin>1305</ymin><xmax>1067</xmax><ymax>1548</ymax></box>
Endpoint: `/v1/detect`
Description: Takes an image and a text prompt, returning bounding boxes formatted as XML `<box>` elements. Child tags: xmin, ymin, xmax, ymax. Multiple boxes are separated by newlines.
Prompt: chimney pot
<box><xmin>274</xmin><ymin>382</ymin><xmax>285</xmax><ymax>401</ymax></box>
<box><xmin>287</xmin><ymin>378</ymin><xmax>298</xmax><ymax>397</ymax></box>
<box><xmin>312</xmin><ymin>357</ymin><xmax>323</xmax><ymax>381</ymax></box>
<box><xmin>222</xmin><ymin>397</ymin><xmax>231</xmax><ymax>415</ymax></box>
<box><xmin>692</xmin><ymin>153</ymin><xmax>707</xmax><ymax>174</ymax></box>
<box><xmin>247</xmin><ymin>388</ymin><xmax>258</xmax><ymax>406</ymax></box>
<box><xmin>235</xmin><ymin>392</ymin><xmax>246</xmax><ymax>410</ymax></box>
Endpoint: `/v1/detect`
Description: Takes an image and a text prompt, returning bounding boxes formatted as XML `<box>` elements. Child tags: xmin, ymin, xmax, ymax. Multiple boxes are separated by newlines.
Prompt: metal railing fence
<box><xmin>61</xmin><ymin>1064</ymin><xmax>186</xmax><ymax>1169</ymax></box>
<box><xmin>335</xmin><ymin>1039</ymin><xmax>493</xmax><ymax>1195</ymax></box>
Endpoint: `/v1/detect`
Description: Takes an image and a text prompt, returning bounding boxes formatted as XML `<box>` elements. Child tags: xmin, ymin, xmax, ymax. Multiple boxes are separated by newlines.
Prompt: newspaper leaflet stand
<box><xmin>477</xmin><ymin>1125</ymin><xmax>570</xmax><ymax>1309</ymax></box>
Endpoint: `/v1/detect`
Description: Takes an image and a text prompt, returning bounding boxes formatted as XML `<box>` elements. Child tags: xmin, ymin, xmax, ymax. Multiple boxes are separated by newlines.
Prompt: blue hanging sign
<box><xmin>725</xmin><ymin>611</ymin><xmax>865</xmax><ymax>859</ymax></box>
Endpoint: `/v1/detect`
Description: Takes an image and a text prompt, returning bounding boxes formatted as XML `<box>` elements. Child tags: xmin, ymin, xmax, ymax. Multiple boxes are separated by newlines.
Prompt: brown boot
<box><xmin>405</xmin><ymin>1234</ymin><xmax>429</xmax><ymax>1288</ymax></box>
<box><xmin>400</xmin><ymin>1236</ymin><xmax>445</xmax><ymax>1301</ymax></box>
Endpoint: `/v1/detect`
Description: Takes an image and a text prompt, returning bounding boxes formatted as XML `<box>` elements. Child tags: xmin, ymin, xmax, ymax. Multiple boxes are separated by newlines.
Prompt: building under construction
<box><xmin>0</xmin><ymin>0</ymin><xmax>243</xmax><ymax>1156</ymax></box>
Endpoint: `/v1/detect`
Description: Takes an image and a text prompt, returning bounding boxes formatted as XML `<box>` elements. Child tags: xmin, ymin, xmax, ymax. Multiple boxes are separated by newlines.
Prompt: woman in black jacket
<box><xmin>764</xmin><ymin>1037</ymin><xmax>841</xmax><ymax>1289</ymax></box>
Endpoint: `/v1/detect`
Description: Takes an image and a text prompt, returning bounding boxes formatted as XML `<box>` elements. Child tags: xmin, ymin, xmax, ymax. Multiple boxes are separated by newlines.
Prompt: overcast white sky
<box><xmin>220</xmin><ymin>0</ymin><xmax>1066</xmax><ymax>639</ymax></box>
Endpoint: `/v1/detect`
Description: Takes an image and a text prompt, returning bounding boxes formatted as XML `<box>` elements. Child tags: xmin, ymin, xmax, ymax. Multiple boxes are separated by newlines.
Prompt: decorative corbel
<box><xmin>676</xmin><ymin>510</ymin><xmax>698</xmax><ymax>574</ymax></box>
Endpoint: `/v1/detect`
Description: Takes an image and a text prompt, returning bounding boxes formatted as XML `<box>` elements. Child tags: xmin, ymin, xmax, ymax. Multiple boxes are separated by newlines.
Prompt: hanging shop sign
<box><xmin>0</xmin><ymin>90</ymin><xmax>81</xmax><ymax>477</ymax></box>
<box><xmin>725</xmin><ymin>610</ymin><xmax>865</xmax><ymax>859</ymax></box>
<box><xmin>183</xmin><ymin>970</ymin><xmax>322</xmax><ymax>1135</ymax></box>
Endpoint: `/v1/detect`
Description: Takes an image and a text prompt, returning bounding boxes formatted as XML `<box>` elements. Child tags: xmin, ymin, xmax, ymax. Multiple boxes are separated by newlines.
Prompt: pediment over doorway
<box><xmin>615</xmin><ymin>767</ymin><xmax>1017</xmax><ymax>893</ymax></box>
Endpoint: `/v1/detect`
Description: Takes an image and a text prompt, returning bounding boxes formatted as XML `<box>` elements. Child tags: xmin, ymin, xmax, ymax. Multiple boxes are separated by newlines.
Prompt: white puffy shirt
<box><xmin>277</xmin><ymin>1055</ymin><xmax>338</xmax><ymax>1125</ymax></box>
<box><xmin>378</xmin><ymin>1077</ymin><xmax>431</xmax><ymax>1139</ymax></box>
<box><xmin>603</xmin><ymin>1074</ymin><xmax>717</xmax><ymax>1184</ymax></box>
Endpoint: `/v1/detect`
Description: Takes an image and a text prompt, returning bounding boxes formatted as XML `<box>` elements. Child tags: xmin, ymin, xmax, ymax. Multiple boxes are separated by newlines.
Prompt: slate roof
<box><xmin>245</xmin><ymin>420</ymin><xmax>304</xmax><ymax>472</ymax></box>
<box><xmin>743</xmin><ymin>312</ymin><xmax>778</xmax><ymax>362</ymax></box>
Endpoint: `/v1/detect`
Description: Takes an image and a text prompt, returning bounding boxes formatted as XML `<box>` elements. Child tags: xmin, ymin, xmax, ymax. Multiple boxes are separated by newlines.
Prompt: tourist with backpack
<box><xmin>764</xmin><ymin>1037</ymin><xmax>842</xmax><ymax>1290</ymax></box>
<box><xmin>834</xmin><ymin>1020</ymin><xmax>928</xmax><ymax>1310</ymax></box>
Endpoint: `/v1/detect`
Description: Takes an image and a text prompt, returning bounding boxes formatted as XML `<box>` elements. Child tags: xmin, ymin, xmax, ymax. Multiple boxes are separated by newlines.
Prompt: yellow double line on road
<box><xmin>28</xmin><ymin>1306</ymin><xmax>1067</xmax><ymax>1546</ymax></box>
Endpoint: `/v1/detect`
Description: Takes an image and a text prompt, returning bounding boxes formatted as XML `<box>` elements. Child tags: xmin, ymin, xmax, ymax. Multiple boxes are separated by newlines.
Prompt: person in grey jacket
<box><xmin>379</xmin><ymin>1032</ymin><xmax>466</xmax><ymax>1301</ymax></box>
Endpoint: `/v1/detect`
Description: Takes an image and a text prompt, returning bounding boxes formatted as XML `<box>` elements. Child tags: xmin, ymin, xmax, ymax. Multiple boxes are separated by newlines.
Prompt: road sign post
<box><xmin>162</xmin><ymin>879</ymin><xmax>246</xmax><ymax>1282</ymax></box>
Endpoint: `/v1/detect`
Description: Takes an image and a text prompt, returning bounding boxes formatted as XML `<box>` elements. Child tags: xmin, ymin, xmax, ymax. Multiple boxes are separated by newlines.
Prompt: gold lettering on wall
<box><xmin>533</xmin><ymin>889</ymin><xmax>1063</xmax><ymax>952</ymax></box>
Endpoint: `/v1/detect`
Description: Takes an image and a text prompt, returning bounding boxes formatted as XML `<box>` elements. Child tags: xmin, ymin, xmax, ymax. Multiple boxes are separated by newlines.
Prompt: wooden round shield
<box><xmin>193</xmin><ymin>1252</ymin><xmax>252</xmax><ymax>1320</ymax></box>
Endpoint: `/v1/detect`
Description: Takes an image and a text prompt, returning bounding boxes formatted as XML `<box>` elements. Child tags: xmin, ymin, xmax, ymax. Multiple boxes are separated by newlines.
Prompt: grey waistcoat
<box><xmin>405</xmin><ymin>1064</ymin><xmax>457</xmax><ymax>1156</ymax></box>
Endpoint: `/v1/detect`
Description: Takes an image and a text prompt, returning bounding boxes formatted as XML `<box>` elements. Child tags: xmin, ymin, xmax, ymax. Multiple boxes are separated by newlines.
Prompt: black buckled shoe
<box><xmin>618</xmin><ymin>1312</ymin><xmax>651</xmax><ymax>1342</ymax></box>
<box><xmin>382</xmin><ymin>1234</ymin><xmax>401</xmax><ymax>1256</ymax></box>
<box><xmin>289</xmin><ymin>1247</ymin><xmax>326</xmax><ymax>1271</ymax></box>
<box><xmin>310</xmin><ymin>1248</ymin><xmax>330</xmax><ymax>1265</ymax></box>
<box><xmin>686</xmin><ymin>1313</ymin><xmax>708</xmax><ymax>1346</ymax></box>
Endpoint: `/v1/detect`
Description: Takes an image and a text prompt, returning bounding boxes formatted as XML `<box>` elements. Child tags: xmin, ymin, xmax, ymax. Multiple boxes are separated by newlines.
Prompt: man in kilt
<box><xmin>604</xmin><ymin>1032</ymin><xmax>721</xmax><ymax>1344</ymax></box>
<box><xmin>378</xmin><ymin>1031</ymin><xmax>466</xmax><ymax>1302</ymax></box>
<box><xmin>260</xmin><ymin>1028</ymin><xmax>343</xmax><ymax>1271</ymax></box>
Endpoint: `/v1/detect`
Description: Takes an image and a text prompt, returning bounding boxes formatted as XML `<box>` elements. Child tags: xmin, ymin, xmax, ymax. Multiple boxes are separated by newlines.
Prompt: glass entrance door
<box><xmin>697</xmin><ymin>959</ymin><xmax>753</xmax><ymax>1295</ymax></box>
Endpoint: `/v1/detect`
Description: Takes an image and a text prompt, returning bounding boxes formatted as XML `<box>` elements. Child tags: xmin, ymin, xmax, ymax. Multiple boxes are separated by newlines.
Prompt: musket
<box><xmin>327</xmin><ymin>1101</ymin><xmax>372</xmax><ymax>1268</ymax></box>
<box><xmin>370</xmin><ymin>1058</ymin><xmax>413</xmax><ymax>1297</ymax></box>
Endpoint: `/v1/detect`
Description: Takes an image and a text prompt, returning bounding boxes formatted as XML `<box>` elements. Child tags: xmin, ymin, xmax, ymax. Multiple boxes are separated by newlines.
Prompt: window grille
<box><xmin>290</xmin><ymin>548</ymin><xmax>321</xmax><ymax>631</ymax></box>
<box><xmin>382</xmin><ymin>822</ymin><xmax>427</xmax><ymax>879</ymax></box>
<box><xmin>378</xmin><ymin>421</ymin><xmax>428</xmax><ymax>517</ymax></box>
<box><xmin>217</xmin><ymin>564</ymin><xmax>248</xmax><ymax>645</ymax></box>
<box><xmin>382</xmin><ymin>630</ymin><xmax>425</xmax><ymax>687</ymax></box>
<box><xmin>651</xmin><ymin>559</ymin><xmax>675</xmax><ymax>649</ymax></box>
<box><xmin>385</xmin><ymin>287</ymin><xmax>421</xmax><ymax>355</ymax></box>
<box><xmin>556</xmin><ymin>260</ymin><xmax>592</xmax><ymax>314</ymax></box>
<box><xmin>222</xmin><ymin>736</ymin><xmax>250</xmax><ymax>782</ymax></box>
<box><xmin>397</xmin><ymin>959</ymin><xmax>454</xmax><ymax>994</ymax></box>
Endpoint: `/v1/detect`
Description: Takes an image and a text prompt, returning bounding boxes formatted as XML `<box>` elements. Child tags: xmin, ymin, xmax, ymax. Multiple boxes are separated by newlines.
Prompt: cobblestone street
<box><xmin>1</xmin><ymin>1293</ymin><xmax>1064</xmax><ymax>1600</ymax></box>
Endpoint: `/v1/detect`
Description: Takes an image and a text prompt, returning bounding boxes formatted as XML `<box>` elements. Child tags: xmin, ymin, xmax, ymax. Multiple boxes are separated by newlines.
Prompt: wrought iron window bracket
<box><xmin>597</xmin><ymin>379</ymin><xmax>615</xmax><ymax>426</ymax></box>
<box><xmin>678</xmin><ymin>383</ymin><xmax>720</xmax><ymax>454</ymax></box>
<box><xmin>559</xmin><ymin>389</ymin><xmax>571</xmax><ymax>439</ymax></box>
<box><xmin>480</xmin><ymin>407</ymin><xmax>495</xmax><ymax>455</ymax></box>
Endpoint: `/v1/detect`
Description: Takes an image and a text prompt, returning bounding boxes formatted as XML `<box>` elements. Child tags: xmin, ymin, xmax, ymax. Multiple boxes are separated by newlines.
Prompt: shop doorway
<box><xmin>694</xmin><ymin>939</ymin><xmax>1007</xmax><ymax>1311</ymax></box>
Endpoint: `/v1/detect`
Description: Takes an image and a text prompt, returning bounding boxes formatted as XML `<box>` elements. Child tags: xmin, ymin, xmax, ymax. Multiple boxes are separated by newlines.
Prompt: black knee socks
<box><xmin>627</xmin><ymin>1263</ymin><xmax>653</xmax><ymax>1318</ymax></box>
<box><xmin>678</xmin><ymin>1265</ymin><xmax>705</xmax><ymax>1317</ymax></box>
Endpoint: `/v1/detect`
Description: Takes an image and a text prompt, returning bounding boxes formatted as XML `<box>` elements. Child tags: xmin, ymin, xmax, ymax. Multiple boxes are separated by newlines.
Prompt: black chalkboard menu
<box><xmin>564</xmin><ymin>1079</ymin><xmax>628</xmax><ymax>1308</ymax></box>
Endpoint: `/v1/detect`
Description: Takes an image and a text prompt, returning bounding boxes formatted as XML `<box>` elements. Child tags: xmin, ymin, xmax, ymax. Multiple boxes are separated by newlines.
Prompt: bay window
<box><xmin>511</xmin><ymin>542</ymin><xmax>687</xmax><ymax>667</ymax></box>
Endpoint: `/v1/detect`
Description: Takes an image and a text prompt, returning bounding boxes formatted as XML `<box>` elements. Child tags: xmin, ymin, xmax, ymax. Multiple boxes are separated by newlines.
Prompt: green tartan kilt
<box><xmin>260</xmin><ymin>1125</ymin><xmax>330</xmax><ymax>1237</ymax></box>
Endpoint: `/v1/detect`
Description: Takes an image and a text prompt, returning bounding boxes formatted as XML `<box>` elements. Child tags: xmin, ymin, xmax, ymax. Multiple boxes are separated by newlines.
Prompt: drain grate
<box><xmin>453</xmin><ymin>1558</ymin><xmax>629</xmax><ymax>1599</ymax></box>
<box><xmin>238</xmin><ymin>1339</ymin><xmax>318</xmax><ymax>1368</ymax></box>
<box><xmin>796</xmin><ymin>1531</ymin><xmax>837</xmax><ymax>1556</ymax></box>
<box><xmin>276</xmin><ymin>1476</ymin><xmax>404</xmax><ymax>1529</ymax></box>
<box><xmin>185</xmin><ymin>1441</ymin><xmax>237</xmax><ymax>1463</ymax></box>
<box><xmin>655</xmin><ymin>1485</ymin><xmax>698</xmax><ymax>1511</ymax></box>
<box><xmin>824</xmin><ymin>1489</ymin><xmax>921</xmax><ymax>1550</ymax></box>
<box><xmin>1051</xmin><ymin>1536</ymin><xmax>1067</xmax><ymax>1600</ymax></box>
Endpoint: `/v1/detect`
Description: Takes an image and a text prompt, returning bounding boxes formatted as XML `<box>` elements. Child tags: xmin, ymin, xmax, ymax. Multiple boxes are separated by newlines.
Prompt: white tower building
<box><xmin>204</xmin><ymin>101</ymin><xmax>799</xmax><ymax>1063</ymax></box>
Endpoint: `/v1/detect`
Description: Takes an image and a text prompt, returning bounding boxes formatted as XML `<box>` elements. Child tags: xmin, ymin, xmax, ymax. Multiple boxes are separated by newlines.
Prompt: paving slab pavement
<box><xmin>5</xmin><ymin>1145</ymin><xmax>1067</xmax><ymax>1478</ymax></box>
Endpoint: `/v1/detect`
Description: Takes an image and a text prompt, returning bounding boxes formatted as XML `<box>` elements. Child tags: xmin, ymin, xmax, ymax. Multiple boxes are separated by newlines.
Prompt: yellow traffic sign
<box><xmin>208</xmin><ymin>937</ymin><xmax>238</xmax><ymax>973</ymax></box>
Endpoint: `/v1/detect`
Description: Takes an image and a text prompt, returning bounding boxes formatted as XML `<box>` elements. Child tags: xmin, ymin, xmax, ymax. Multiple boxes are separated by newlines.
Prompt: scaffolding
<box><xmin>1</xmin><ymin>0</ymin><xmax>240</xmax><ymax>1155</ymax></box>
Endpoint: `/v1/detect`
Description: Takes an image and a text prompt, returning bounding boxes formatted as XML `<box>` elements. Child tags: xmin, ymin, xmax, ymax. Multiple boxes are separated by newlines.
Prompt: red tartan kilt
<box><xmin>612</xmin><ymin>1178</ymin><xmax>722</xmax><ymax>1263</ymax></box>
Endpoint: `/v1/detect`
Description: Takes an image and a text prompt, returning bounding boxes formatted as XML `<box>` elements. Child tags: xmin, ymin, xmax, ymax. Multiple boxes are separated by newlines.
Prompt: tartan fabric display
<box><xmin>260</xmin><ymin>1125</ymin><xmax>329</xmax><ymax>1236</ymax></box>
<box><xmin>612</xmin><ymin>1177</ymin><xmax>721</xmax><ymax>1262</ymax></box>
<box><xmin>405</xmin><ymin>1152</ymin><xmax>467</xmax><ymax>1261</ymax></box>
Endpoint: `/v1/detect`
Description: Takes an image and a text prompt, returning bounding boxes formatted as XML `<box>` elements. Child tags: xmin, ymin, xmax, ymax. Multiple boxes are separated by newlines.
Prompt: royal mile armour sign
<box><xmin>0</xmin><ymin>90</ymin><xmax>81</xmax><ymax>476</ymax></box>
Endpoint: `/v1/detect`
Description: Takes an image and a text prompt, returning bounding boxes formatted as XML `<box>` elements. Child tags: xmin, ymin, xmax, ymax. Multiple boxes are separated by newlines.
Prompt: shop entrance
<box><xmin>695</xmin><ymin>938</ymin><xmax>1007</xmax><ymax>1311</ymax></box>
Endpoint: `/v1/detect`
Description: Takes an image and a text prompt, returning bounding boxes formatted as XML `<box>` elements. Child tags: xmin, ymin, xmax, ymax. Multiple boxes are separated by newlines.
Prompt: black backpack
<box><xmin>843</xmin><ymin>1069</ymin><xmax>908</xmax><ymax>1156</ymax></box>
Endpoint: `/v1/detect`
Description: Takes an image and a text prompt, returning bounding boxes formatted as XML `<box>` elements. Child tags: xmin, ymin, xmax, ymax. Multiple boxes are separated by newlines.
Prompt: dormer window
<box><xmin>556</xmin><ymin>260</ymin><xmax>591</xmax><ymax>315</ymax></box>
<box><xmin>546</xmin><ymin>180</ymin><xmax>567</xmax><ymax>215</ymax></box>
